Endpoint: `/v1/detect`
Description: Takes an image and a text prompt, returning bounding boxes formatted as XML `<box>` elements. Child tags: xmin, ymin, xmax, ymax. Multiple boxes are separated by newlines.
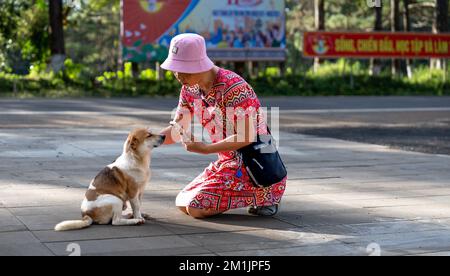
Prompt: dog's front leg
<box><xmin>130</xmin><ymin>197</ymin><xmax>143</xmax><ymax>220</ymax></box>
<box><xmin>112</xmin><ymin>202</ymin><xmax>145</xmax><ymax>226</ymax></box>
<box><xmin>138</xmin><ymin>192</ymin><xmax>152</xmax><ymax>220</ymax></box>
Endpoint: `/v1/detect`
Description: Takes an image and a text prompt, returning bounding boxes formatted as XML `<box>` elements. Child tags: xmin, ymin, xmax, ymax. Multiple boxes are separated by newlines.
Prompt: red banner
<box><xmin>303</xmin><ymin>32</ymin><xmax>450</xmax><ymax>59</ymax></box>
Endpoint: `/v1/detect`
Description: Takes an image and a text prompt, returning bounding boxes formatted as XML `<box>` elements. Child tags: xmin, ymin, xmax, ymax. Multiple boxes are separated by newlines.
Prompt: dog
<box><xmin>54</xmin><ymin>128</ymin><xmax>165</xmax><ymax>231</ymax></box>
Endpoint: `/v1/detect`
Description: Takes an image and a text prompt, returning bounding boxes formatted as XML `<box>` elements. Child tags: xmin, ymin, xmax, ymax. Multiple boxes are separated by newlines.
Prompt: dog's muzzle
<box><xmin>155</xmin><ymin>135</ymin><xmax>166</xmax><ymax>147</ymax></box>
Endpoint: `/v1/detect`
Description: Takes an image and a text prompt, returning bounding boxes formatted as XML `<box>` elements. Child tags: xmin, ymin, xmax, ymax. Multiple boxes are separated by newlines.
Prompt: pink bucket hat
<box><xmin>160</xmin><ymin>33</ymin><xmax>215</xmax><ymax>74</ymax></box>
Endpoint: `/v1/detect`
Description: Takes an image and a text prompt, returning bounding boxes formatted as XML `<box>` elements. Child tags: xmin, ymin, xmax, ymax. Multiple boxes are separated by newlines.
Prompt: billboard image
<box><xmin>304</xmin><ymin>32</ymin><xmax>450</xmax><ymax>59</ymax></box>
<box><xmin>122</xmin><ymin>0</ymin><xmax>286</xmax><ymax>62</ymax></box>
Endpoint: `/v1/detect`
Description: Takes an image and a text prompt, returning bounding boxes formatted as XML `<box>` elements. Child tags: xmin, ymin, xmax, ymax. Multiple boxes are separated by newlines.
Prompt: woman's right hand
<box><xmin>159</xmin><ymin>125</ymin><xmax>176</xmax><ymax>145</ymax></box>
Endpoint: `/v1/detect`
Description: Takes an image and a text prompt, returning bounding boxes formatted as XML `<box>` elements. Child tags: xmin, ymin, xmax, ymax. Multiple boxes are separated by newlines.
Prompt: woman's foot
<box><xmin>247</xmin><ymin>204</ymin><xmax>279</xmax><ymax>217</ymax></box>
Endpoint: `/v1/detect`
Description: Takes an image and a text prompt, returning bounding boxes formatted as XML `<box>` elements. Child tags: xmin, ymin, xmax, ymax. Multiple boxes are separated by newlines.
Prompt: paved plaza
<box><xmin>1</xmin><ymin>97</ymin><xmax>450</xmax><ymax>256</ymax></box>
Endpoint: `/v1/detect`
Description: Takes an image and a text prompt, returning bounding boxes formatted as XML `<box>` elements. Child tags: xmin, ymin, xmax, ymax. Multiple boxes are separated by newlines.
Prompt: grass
<box><xmin>1</xmin><ymin>60</ymin><xmax>449</xmax><ymax>98</ymax></box>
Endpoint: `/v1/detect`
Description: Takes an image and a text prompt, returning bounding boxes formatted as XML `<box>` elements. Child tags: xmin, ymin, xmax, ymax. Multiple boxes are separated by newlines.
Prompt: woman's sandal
<box><xmin>247</xmin><ymin>204</ymin><xmax>279</xmax><ymax>217</ymax></box>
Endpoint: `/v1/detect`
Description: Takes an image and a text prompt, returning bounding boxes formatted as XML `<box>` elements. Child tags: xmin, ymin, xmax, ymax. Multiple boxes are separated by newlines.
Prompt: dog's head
<box><xmin>125</xmin><ymin>128</ymin><xmax>165</xmax><ymax>155</ymax></box>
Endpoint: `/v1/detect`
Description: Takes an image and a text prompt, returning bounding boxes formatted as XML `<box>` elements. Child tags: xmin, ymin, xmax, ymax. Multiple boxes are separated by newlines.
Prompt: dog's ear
<box><xmin>127</xmin><ymin>137</ymin><xmax>138</xmax><ymax>152</ymax></box>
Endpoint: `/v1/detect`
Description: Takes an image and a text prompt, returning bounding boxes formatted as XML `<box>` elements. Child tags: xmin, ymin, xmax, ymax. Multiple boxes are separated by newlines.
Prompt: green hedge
<box><xmin>1</xmin><ymin>60</ymin><xmax>449</xmax><ymax>98</ymax></box>
<box><xmin>251</xmin><ymin>74</ymin><xmax>449</xmax><ymax>96</ymax></box>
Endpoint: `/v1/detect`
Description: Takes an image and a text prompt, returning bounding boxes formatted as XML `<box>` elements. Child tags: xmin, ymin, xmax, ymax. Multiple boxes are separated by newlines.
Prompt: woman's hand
<box><xmin>182</xmin><ymin>140</ymin><xmax>211</xmax><ymax>155</ymax></box>
<box><xmin>176</xmin><ymin>123</ymin><xmax>210</xmax><ymax>154</ymax></box>
<box><xmin>181</xmin><ymin>114</ymin><xmax>257</xmax><ymax>155</ymax></box>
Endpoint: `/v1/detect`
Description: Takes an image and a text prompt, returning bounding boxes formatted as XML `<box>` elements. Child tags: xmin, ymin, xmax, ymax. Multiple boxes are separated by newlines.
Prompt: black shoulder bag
<box><xmin>238</xmin><ymin>129</ymin><xmax>287</xmax><ymax>188</ymax></box>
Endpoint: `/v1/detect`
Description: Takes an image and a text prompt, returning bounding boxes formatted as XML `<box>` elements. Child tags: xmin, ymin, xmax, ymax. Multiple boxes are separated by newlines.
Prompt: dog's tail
<box><xmin>55</xmin><ymin>216</ymin><xmax>93</xmax><ymax>232</ymax></box>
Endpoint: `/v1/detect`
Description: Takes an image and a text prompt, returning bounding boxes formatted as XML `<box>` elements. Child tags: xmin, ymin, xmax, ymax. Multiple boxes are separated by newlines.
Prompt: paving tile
<box><xmin>0</xmin><ymin>231</ymin><xmax>54</xmax><ymax>256</ymax></box>
<box><xmin>33</xmin><ymin>222</ymin><xmax>172</xmax><ymax>243</ymax></box>
<box><xmin>0</xmin><ymin>209</ymin><xmax>27</xmax><ymax>233</ymax></box>
<box><xmin>45</xmin><ymin>235</ymin><xmax>207</xmax><ymax>256</ymax></box>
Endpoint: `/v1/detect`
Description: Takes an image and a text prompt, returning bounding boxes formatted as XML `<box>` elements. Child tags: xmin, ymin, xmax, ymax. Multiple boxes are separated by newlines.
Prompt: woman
<box><xmin>160</xmin><ymin>33</ymin><xmax>287</xmax><ymax>219</ymax></box>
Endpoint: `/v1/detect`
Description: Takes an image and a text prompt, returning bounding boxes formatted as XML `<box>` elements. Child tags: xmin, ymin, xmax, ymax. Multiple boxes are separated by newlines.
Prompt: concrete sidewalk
<box><xmin>1</xmin><ymin>99</ymin><xmax>450</xmax><ymax>256</ymax></box>
<box><xmin>1</xmin><ymin>128</ymin><xmax>450</xmax><ymax>256</ymax></box>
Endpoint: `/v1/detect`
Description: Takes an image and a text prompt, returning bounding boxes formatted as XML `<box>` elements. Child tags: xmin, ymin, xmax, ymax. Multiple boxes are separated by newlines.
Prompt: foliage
<box><xmin>1</xmin><ymin>61</ymin><xmax>448</xmax><ymax>98</ymax></box>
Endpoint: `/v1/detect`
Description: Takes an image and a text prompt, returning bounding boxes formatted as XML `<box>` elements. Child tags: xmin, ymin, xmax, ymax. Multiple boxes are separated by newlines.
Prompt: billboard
<box><xmin>304</xmin><ymin>32</ymin><xmax>450</xmax><ymax>59</ymax></box>
<box><xmin>121</xmin><ymin>0</ymin><xmax>286</xmax><ymax>62</ymax></box>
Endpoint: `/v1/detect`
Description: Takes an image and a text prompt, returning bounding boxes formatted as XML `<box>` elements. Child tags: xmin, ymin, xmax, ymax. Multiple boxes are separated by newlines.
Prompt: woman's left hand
<box><xmin>182</xmin><ymin>141</ymin><xmax>211</xmax><ymax>155</ymax></box>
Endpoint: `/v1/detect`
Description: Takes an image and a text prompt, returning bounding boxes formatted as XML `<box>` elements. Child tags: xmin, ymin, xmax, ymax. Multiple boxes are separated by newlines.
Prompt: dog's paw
<box><xmin>141</xmin><ymin>213</ymin><xmax>152</xmax><ymax>220</ymax></box>
<box><xmin>136</xmin><ymin>218</ymin><xmax>145</xmax><ymax>225</ymax></box>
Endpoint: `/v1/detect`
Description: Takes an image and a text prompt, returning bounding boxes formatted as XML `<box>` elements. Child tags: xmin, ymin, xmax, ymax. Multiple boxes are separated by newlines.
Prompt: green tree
<box><xmin>0</xmin><ymin>0</ymin><xmax>50</xmax><ymax>73</ymax></box>
<box><xmin>431</xmin><ymin>0</ymin><xmax>449</xmax><ymax>69</ymax></box>
<box><xmin>404</xmin><ymin>0</ymin><xmax>412</xmax><ymax>78</ymax></box>
<box><xmin>0</xmin><ymin>0</ymin><xmax>33</xmax><ymax>72</ymax></box>
<box><xmin>313</xmin><ymin>0</ymin><xmax>325</xmax><ymax>72</ymax></box>
<box><xmin>391</xmin><ymin>0</ymin><xmax>402</xmax><ymax>76</ymax></box>
<box><xmin>48</xmin><ymin>0</ymin><xmax>66</xmax><ymax>72</ymax></box>
<box><xmin>370</xmin><ymin>0</ymin><xmax>384</xmax><ymax>76</ymax></box>
<box><xmin>18</xmin><ymin>2</ymin><xmax>50</xmax><ymax>66</ymax></box>
<box><xmin>64</xmin><ymin>0</ymin><xmax>121</xmax><ymax>74</ymax></box>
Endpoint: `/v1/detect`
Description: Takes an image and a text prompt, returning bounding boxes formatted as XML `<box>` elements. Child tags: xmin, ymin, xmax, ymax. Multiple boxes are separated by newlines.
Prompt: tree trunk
<box><xmin>431</xmin><ymin>0</ymin><xmax>449</xmax><ymax>69</ymax></box>
<box><xmin>370</xmin><ymin>2</ymin><xmax>383</xmax><ymax>76</ymax></box>
<box><xmin>314</xmin><ymin>0</ymin><xmax>325</xmax><ymax>73</ymax></box>
<box><xmin>132</xmin><ymin>62</ymin><xmax>139</xmax><ymax>78</ymax></box>
<box><xmin>436</xmin><ymin>0</ymin><xmax>449</xmax><ymax>32</ymax></box>
<box><xmin>404</xmin><ymin>0</ymin><xmax>413</xmax><ymax>78</ymax></box>
<box><xmin>48</xmin><ymin>0</ymin><xmax>65</xmax><ymax>72</ymax></box>
<box><xmin>391</xmin><ymin>0</ymin><xmax>402</xmax><ymax>76</ymax></box>
<box><xmin>118</xmin><ymin>0</ymin><xmax>124</xmax><ymax>70</ymax></box>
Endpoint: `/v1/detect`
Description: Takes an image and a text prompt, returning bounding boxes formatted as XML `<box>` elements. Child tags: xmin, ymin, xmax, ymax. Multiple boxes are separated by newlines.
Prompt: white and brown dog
<box><xmin>55</xmin><ymin>128</ymin><xmax>165</xmax><ymax>231</ymax></box>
